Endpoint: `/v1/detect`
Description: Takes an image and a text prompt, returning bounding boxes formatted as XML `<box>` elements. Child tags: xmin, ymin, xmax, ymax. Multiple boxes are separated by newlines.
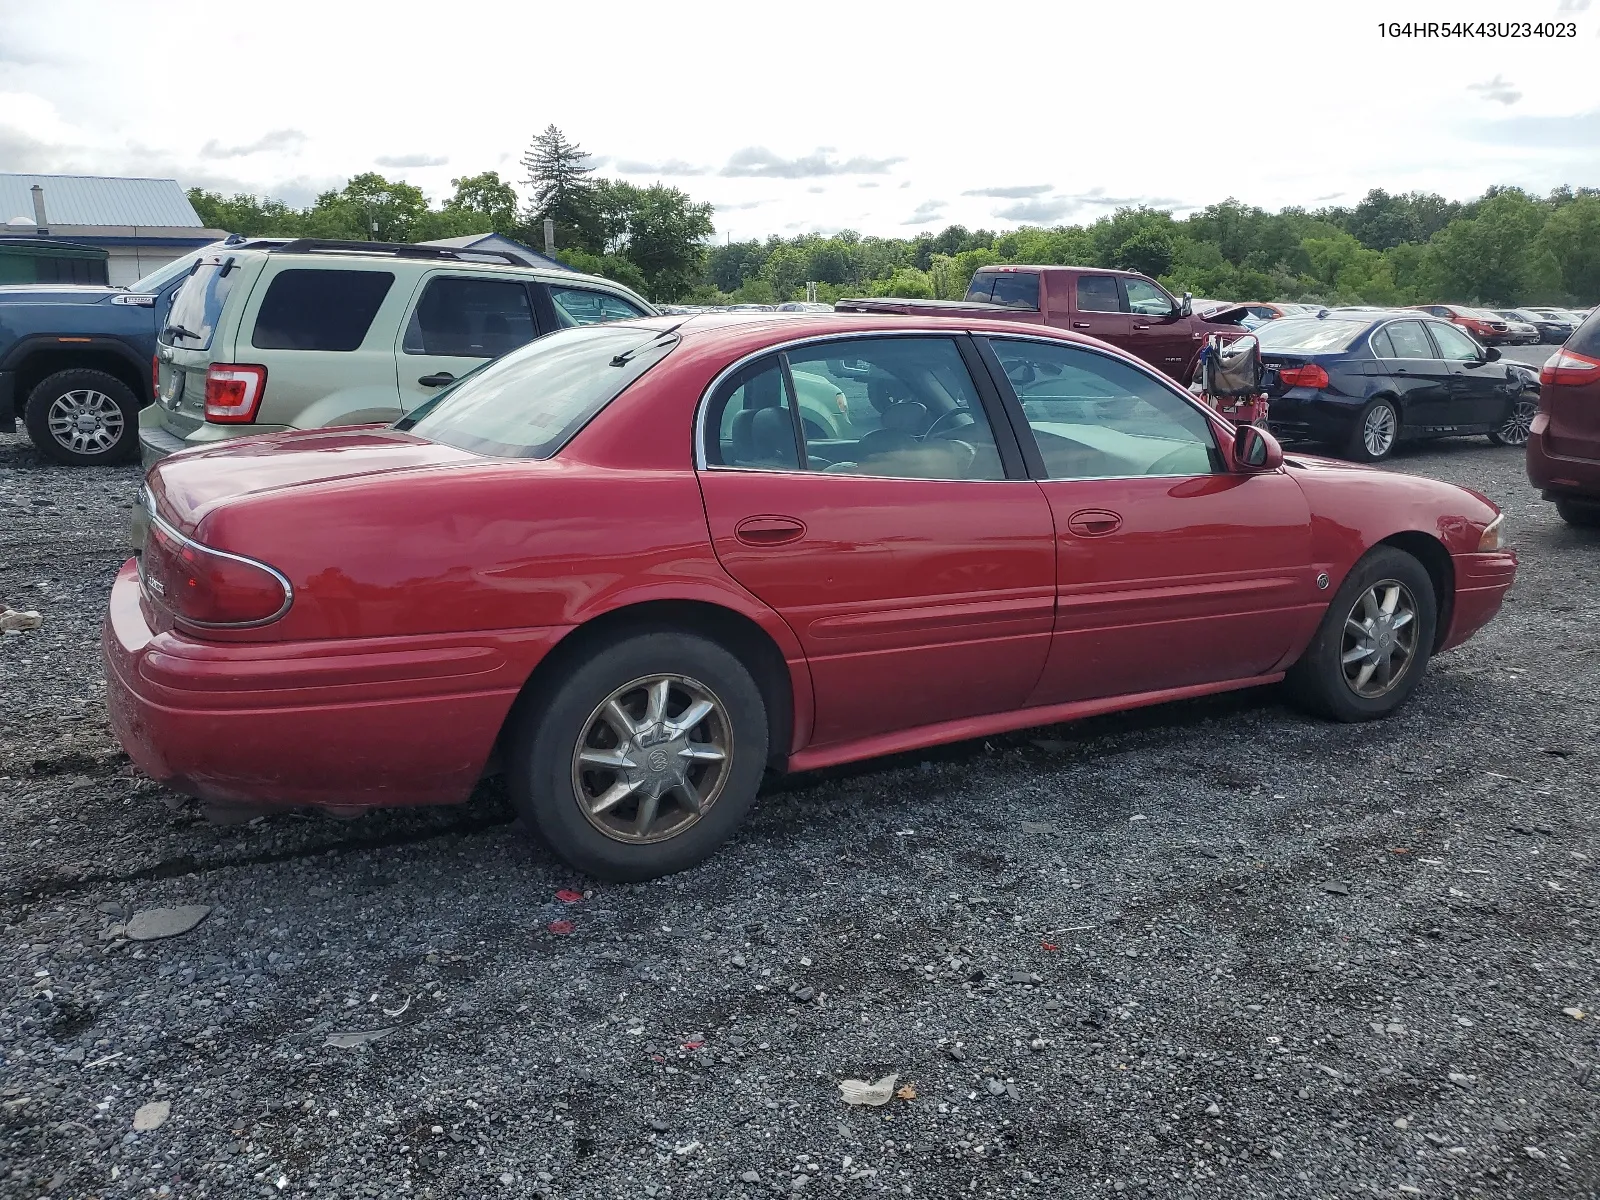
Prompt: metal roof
<box><xmin>418</xmin><ymin>232</ymin><xmax>571</xmax><ymax>271</ymax></box>
<box><xmin>0</xmin><ymin>174</ymin><xmax>202</xmax><ymax>228</ymax></box>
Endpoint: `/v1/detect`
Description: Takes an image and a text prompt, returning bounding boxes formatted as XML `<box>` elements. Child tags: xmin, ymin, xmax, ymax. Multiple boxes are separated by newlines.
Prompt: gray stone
<box><xmin>125</xmin><ymin>906</ymin><xmax>211</xmax><ymax>941</ymax></box>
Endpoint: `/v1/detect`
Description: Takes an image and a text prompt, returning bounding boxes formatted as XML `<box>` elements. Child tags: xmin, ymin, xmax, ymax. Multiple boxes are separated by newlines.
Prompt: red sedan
<box><xmin>105</xmin><ymin>314</ymin><xmax>1516</xmax><ymax>880</ymax></box>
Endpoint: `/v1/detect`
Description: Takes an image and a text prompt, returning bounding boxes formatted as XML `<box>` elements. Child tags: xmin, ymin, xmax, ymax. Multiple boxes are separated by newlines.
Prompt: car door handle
<box><xmin>734</xmin><ymin>515</ymin><xmax>807</xmax><ymax>546</ymax></box>
<box><xmin>1072</xmin><ymin>322</ymin><xmax>1092</xmax><ymax>329</ymax></box>
<box><xmin>1066</xmin><ymin>509</ymin><xmax>1123</xmax><ymax>537</ymax></box>
<box><xmin>1133</xmin><ymin>323</ymin><xmax>1151</xmax><ymax>330</ymax></box>
<box><xmin>417</xmin><ymin>372</ymin><xmax>455</xmax><ymax>387</ymax></box>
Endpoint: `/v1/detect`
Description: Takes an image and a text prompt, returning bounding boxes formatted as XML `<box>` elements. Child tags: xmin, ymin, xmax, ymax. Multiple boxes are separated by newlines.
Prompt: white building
<box><xmin>0</xmin><ymin>173</ymin><xmax>227</xmax><ymax>286</ymax></box>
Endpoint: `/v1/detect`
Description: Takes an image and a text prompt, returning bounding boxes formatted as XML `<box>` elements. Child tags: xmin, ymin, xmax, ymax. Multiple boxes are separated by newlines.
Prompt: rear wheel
<box><xmin>1555</xmin><ymin>499</ymin><xmax>1600</xmax><ymax>528</ymax></box>
<box><xmin>1346</xmin><ymin>398</ymin><xmax>1399</xmax><ymax>462</ymax></box>
<box><xmin>1487</xmin><ymin>390</ymin><xmax>1538</xmax><ymax>446</ymax></box>
<box><xmin>24</xmin><ymin>368</ymin><xmax>140</xmax><ymax>465</ymax></box>
<box><xmin>1286</xmin><ymin>546</ymin><xmax>1437</xmax><ymax>722</ymax></box>
<box><xmin>507</xmin><ymin>630</ymin><xmax>769</xmax><ymax>881</ymax></box>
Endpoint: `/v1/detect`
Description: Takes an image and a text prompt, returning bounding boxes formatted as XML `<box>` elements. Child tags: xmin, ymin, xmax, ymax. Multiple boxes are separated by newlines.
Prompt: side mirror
<box><xmin>1232</xmin><ymin>424</ymin><xmax>1284</xmax><ymax>472</ymax></box>
<box><xmin>1180</xmin><ymin>291</ymin><xmax>1193</xmax><ymax>318</ymax></box>
<box><xmin>1482</xmin><ymin>346</ymin><xmax>1501</xmax><ymax>362</ymax></box>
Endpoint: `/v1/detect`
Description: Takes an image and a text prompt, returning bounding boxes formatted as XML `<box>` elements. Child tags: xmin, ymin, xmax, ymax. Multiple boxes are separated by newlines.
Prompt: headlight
<box><xmin>1478</xmin><ymin>514</ymin><xmax>1504</xmax><ymax>552</ymax></box>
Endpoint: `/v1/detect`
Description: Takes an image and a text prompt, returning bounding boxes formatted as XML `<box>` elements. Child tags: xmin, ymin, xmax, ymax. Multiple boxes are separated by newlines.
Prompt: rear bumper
<box><xmin>137</xmin><ymin>405</ymin><xmax>290</xmax><ymax>470</ymax></box>
<box><xmin>1440</xmin><ymin>550</ymin><xmax>1517</xmax><ymax>653</ymax></box>
<box><xmin>101</xmin><ymin>560</ymin><xmax>565</xmax><ymax>809</ymax></box>
<box><xmin>1525</xmin><ymin>421</ymin><xmax>1600</xmax><ymax>500</ymax></box>
<box><xmin>1264</xmin><ymin>394</ymin><xmax>1354</xmax><ymax>445</ymax></box>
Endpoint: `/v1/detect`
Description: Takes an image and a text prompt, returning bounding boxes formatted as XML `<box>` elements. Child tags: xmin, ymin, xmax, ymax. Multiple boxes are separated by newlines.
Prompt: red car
<box><xmin>1408</xmin><ymin>304</ymin><xmax>1510</xmax><ymax>345</ymax></box>
<box><xmin>104</xmin><ymin>314</ymin><xmax>1516</xmax><ymax>880</ymax></box>
<box><xmin>1526</xmin><ymin>309</ymin><xmax>1600</xmax><ymax>525</ymax></box>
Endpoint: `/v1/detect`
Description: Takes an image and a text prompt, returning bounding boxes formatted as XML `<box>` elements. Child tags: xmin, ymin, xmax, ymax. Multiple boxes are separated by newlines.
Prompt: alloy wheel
<box><xmin>1362</xmin><ymin>404</ymin><xmax>1397</xmax><ymax>458</ymax></box>
<box><xmin>1496</xmin><ymin>396</ymin><xmax>1538</xmax><ymax>447</ymax></box>
<box><xmin>45</xmin><ymin>389</ymin><xmax>124</xmax><ymax>457</ymax></box>
<box><xmin>570</xmin><ymin>674</ymin><xmax>732</xmax><ymax>845</ymax></box>
<box><xmin>1340</xmin><ymin>579</ymin><xmax>1419</xmax><ymax>698</ymax></box>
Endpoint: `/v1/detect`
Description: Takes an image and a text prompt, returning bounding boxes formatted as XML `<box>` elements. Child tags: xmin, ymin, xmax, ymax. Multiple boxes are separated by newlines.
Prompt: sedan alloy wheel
<box><xmin>1362</xmin><ymin>402</ymin><xmax>1397</xmax><ymax>459</ymax></box>
<box><xmin>1340</xmin><ymin>579</ymin><xmax>1419</xmax><ymax>699</ymax></box>
<box><xmin>1489</xmin><ymin>394</ymin><xmax>1538</xmax><ymax>447</ymax></box>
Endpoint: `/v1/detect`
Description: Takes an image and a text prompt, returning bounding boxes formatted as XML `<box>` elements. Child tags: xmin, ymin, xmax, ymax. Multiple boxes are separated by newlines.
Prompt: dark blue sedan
<box><xmin>1255</xmin><ymin>309</ymin><xmax>1540</xmax><ymax>462</ymax></box>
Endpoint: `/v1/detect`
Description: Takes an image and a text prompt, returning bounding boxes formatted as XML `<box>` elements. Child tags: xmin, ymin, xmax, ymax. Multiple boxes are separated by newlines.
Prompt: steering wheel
<box><xmin>923</xmin><ymin>408</ymin><xmax>977</xmax><ymax>440</ymax></box>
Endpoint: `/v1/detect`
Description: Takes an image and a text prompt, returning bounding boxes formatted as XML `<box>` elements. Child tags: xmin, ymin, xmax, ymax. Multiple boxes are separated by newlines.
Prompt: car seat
<box><xmin>729</xmin><ymin>370</ymin><xmax>797</xmax><ymax>467</ymax></box>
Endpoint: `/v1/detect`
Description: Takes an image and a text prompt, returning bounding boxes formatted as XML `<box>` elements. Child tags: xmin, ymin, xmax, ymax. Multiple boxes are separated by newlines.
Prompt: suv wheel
<box><xmin>1555</xmin><ymin>499</ymin><xmax>1600</xmax><ymax>528</ymax></box>
<box><xmin>24</xmin><ymin>368</ymin><xmax>140</xmax><ymax>465</ymax></box>
<box><xmin>1286</xmin><ymin>546</ymin><xmax>1438</xmax><ymax>722</ymax></box>
<box><xmin>508</xmin><ymin>630</ymin><xmax>769</xmax><ymax>881</ymax></box>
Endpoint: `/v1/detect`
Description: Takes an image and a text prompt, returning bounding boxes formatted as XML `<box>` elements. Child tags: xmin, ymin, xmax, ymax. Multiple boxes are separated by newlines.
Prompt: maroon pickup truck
<box><xmin>836</xmin><ymin>264</ymin><xmax>1247</xmax><ymax>384</ymax></box>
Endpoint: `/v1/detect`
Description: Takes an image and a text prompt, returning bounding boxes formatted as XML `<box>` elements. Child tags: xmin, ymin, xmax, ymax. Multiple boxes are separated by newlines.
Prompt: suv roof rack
<box><xmin>269</xmin><ymin>238</ymin><xmax>524</xmax><ymax>266</ymax></box>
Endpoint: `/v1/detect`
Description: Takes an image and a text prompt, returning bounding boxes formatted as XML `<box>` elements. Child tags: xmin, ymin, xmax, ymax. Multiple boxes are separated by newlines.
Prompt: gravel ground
<box><xmin>2</xmin><ymin>425</ymin><xmax>1596</xmax><ymax>1200</ymax></box>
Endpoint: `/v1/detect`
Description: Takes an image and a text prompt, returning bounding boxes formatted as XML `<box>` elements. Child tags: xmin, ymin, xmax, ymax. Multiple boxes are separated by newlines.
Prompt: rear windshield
<box><xmin>401</xmin><ymin>324</ymin><xmax>678</xmax><ymax>459</ymax></box>
<box><xmin>1571</xmin><ymin>310</ymin><xmax>1600</xmax><ymax>358</ymax></box>
<box><xmin>252</xmin><ymin>269</ymin><xmax>395</xmax><ymax>351</ymax></box>
<box><xmin>161</xmin><ymin>260</ymin><xmax>234</xmax><ymax>350</ymax></box>
<box><xmin>1253</xmin><ymin>318</ymin><xmax>1367</xmax><ymax>354</ymax></box>
<box><xmin>965</xmin><ymin>270</ymin><xmax>1040</xmax><ymax>310</ymax></box>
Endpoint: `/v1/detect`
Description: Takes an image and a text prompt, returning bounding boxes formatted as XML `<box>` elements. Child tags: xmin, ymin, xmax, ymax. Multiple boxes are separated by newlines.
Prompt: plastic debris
<box><xmin>125</xmin><ymin>906</ymin><xmax>211</xmax><ymax>941</ymax></box>
<box><xmin>132</xmin><ymin>1100</ymin><xmax>170</xmax><ymax>1131</ymax></box>
<box><xmin>555</xmin><ymin>889</ymin><xmax>584</xmax><ymax>903</ymax></box>
<box><xmin>838</xmin><ymin>1074</ymin><xmax>898</xmax><ymax>1106</ymax></box>
<box><xmin>548</xmin><ymin>919</ymin><xmax>575</xmax><ymax>935</ymax></box>
<box><xmin>894</xmin><ymin>1083</ymin><xmax>917</xmax><ymax>1101</ymax></box>
<box><xmin>324</xmin><ymin>1028</ymin><xmax>394</xmax><ymax>1049</ymax></box>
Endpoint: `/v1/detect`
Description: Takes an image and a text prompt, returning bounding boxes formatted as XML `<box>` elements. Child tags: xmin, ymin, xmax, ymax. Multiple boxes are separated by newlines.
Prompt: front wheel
<box><xmin>1346</xmin><ymin>398</ymin><xmax>1399</xmax><ymax>462</ymax></box>
<box><xmin>1487</xmin><ymin>391</ymin><xmax>1538</xmax><ymax>447</ymax></box>
<box><xmin>507</xmin><ymin>630</ymin><xmax>769</xmax><ymax>881</ymax></box>
<box><xmin>24</xmin><ymin>368</ymin><xmax>140</xmax><ymax>465</ymax></box>
<box><xmin>1286</xmin><ymin>546</ymin><xmax>1438</xmax><ymax>722</ymax></box>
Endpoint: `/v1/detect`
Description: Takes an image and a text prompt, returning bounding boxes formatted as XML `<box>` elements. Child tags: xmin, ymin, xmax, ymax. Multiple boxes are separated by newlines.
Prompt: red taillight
<box><xmin>1278</xmin><ymin>363</ymin><xmax>1330</xmax><ymax>389</ymax></box>
<box><xmin>151</xmin><ymin>354</ymin><xmax>160</xmax><ymax>400</ymax></box>
<box><xmin>141</xmin><ymin>520</ymin><xmax>290</xmax><ymax>628</ymax></box>
<box><xmin>1540</xmin><ymin>349</ymin><xmax>1600</xmax><ymax>389</ymax></box>
<box><xmin>204</xmin><ymin>364</ymin><xmax>267</xmax><ymax>424</ymax></box>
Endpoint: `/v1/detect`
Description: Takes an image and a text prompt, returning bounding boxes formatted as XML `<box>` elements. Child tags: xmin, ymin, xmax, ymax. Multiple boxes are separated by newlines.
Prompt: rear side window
<box><xmin>1569</xmin><ymin>310</ymin><xmax>1600</xmax><ymax>358</ymax></box>
<box><xmin>252</xmin><ymin>269</ymin><xmax>395</xmax><ymax>351</ymax></box>
<box><xmin>1381</xmin><ymin>321</ymin><xmax>1436</xmax><ymax>359</ymax></box>
<box><xmin>1076</xmin><ymin>275</ymin><xmax>1122</xmax><ymax>313</ymax></box>
<box><xmin>403</xmin><ymin>276</ymin><xmax>536</xmax><ymax>358</ymax></box>
<box><xmin>163</xmin><ymin>261</ymin><xmax>235</xmax><ymax>350</ymax></box>
<box><xmin>965</xmin><ymin>271</ymin><xmax>1039</xmax><ymax>310</ymax></box>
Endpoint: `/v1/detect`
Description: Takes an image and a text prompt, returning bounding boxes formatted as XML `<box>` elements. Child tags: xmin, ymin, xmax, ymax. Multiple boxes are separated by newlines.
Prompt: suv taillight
<box><xmin>1540</xmin><ymin>349</ymin><xmax>1600</xmax><ymax>389</ymax></box>
<box><xmin>204</xmin><ymin>364</ymin><xmax>267</xmax><ymax>423</ymax></box>
<box><xmin>1278</xmin><ymin>363</ymin><xmax>1330</xmax><ymax>389</ymax></box>
<box><xmin>141</xmin><ymin>519</ymin><xmax>290</xmax><ymax>628</ymax></box>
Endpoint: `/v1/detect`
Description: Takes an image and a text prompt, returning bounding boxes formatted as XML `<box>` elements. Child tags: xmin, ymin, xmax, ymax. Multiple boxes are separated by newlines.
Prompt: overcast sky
<box><xmin>2</xmin><ymin>0</ymin><xmax>1597</xmax><ymax>240</ymax></box>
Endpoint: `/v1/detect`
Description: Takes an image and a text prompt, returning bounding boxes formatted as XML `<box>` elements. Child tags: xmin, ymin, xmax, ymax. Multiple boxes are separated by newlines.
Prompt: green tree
<box><xmin>590</xmin><ymin>180</ymin><xmax>715</xmax><ymax>301</ymax></box>
<box><xmin>1423</xmin><ymin>189</ymin><xmax>1547</xmax><ymax>304</ymax></box>
<box><xmin>1537</xmin><ymin>194</ymin><xmax>1600</xmax><ymax>302</ymax></box>
<box><xmin>521</xmin><ymin>124</ymin><xmax>600</xmax><ymax>251</ymax></box>
<box><xmin>442</xmin><ymin>171</ymin><xmax>520</xmax><ymax>235</ymax></box>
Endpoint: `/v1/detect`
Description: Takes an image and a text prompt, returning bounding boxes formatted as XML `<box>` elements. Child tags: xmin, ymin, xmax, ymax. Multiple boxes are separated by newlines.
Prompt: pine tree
<box><xmin>520</xmin><ymin>125</ymin><xmax>598</xmax><ymax>251</ymax></box>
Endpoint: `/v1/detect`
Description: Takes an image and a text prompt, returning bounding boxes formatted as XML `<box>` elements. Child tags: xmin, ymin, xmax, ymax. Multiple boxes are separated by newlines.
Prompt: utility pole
<box><xmin>543</xmin><ymin>219</ymin><xmax>555</xmax><ymax>255</ymax></box>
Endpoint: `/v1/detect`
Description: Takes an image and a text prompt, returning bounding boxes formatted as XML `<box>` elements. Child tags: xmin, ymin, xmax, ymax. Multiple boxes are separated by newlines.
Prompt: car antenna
<box><xmin>609</xmin><ymin>319</ymin><xmax>689</xmax><ymax>366</ymax></box>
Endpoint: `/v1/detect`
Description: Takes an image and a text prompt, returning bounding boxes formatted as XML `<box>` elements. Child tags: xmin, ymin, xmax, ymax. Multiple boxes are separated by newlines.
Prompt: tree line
<box><xmin>188</xmin><ymin>125</ymin><xmax>1600</xmax><ymax>308</ymax></box>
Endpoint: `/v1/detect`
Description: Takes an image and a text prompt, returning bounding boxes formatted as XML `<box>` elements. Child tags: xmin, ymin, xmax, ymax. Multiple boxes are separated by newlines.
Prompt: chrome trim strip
<box><xmin>140</xmin><ymin>486</ymin><xmax>294</xmax><ymax>629</ymax></box>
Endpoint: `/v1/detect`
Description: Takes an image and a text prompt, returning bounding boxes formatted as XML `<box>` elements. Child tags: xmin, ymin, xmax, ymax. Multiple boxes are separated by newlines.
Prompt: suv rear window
<box><xmin>965</xmin><ymin>271</ymin><xmax>1040</xmax><ymax>310</ymax></box>
<box><xmin>1571</xmin><ymin>310</ymin><xmax>1600</xmax><ymax>358</ymax></box>
<box><xmin>163</xmin><ymin>261</ymin><xmax>234</xmax><ymax>350</ymax></box>
<box><xmin>401</xmin><ymin>324</ymin><xmax>678</xmax><ymax>459</ymax></box>
<box><xmin>251</xmin><ymin>269</ymin><xmax>394</xmax><ymax>351</ymax></box>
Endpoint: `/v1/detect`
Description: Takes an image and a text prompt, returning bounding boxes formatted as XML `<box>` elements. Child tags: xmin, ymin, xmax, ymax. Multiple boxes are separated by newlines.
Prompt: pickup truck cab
<box><xmin>837</xmin><ymin>265</ymin><xmax>1244</xmax><ymax>384</ymax></box>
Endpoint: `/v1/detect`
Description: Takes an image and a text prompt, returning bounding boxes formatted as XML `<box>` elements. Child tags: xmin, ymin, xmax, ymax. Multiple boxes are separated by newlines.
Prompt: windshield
<box><xmin>129</xmin><ymin>252</ymin><xmax>203</xmax><ymax>294</ymax></box>
<box><xmin>402</xmin><ymin>324</ymin><xmax>679</xmax><ymax>459</ymax></box>
<box><xmin>161</xmin><ymin>260</ymin><xmax>235</xmax><ymax>350</ymax></box>
<box><xmin>1253</xmin><ymin>318</ymin><xmax>1367</xmax><ymax>354</ymax></box>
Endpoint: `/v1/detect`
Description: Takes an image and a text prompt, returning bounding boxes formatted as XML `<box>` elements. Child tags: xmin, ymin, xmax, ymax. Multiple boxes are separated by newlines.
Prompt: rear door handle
<box><xmin>418</xmin><ymin>372</ymin><xmax>455</xmax><ymax>387</ymax></box>
<box><xmin>1066</xmin><ymin>509</ymin><xmax>1123</xmax><ymax>537</ymax></box>
<box><xmin>735</xmin><ymin>515</ymin><xmax>807</xmax><ymax>546</ymax></box>
<box><xmin>1072</xmin><ymin>322</ymin><xmax>1092</xmax><ymax>329</ymax></box>
<box><xmin>1133</xmin><ymin>323</ymin><xmax>1151</xmax><ymax>330</ymax></box>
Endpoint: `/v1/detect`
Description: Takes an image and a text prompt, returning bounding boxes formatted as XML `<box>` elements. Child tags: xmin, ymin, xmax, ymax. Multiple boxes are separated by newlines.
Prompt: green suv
<box><xmin>141</xmin><ymin>239</ymin><xmax>656</xmax><ymax>468</ymax></box>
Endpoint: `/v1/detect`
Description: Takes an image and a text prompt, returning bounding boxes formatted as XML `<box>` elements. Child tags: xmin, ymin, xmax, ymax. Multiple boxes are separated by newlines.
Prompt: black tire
<box><xmin>23</xmin><ymin>368</ymin><xmax>140</xmax><ymax>465</ymax></box>
<box><xmin>1487</xmin><ymin>390</ymin><xmax>1538</xmax><ymax>447</ymax></box>
<box><xmin>1555</xmin><ymin>499</ymin><xmax>1600</xmax><ymax>528</ymax></box>
<box><xmin>1286</xmin><ymin>546</ymin><xmax>1438</xmax><ymax>722</ymax></box>
<box><xmin>1345</xmin><ymin>398</ymin><xmax>1400</xmax><ymax>463</ymax></box>
<box><xmin>507</xmin><ymin>630</ymin><xmax>769</xmax><ymax>882</ymax></box>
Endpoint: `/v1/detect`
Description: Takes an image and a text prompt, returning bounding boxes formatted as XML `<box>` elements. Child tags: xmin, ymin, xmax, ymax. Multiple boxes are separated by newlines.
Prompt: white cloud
<box><xmin>374</xmin><ymin>152</ymin><xmax>448</xmax><ymax>168</ymax></box>
<box><xmin>200</xmin><ymin>129</ymin><xmax>307</xmax><ymax>159</ymax></box>
<box><xmin>1467</xmin><ymin>75</ymin><xmax>1522</xmax><ymax>105</ymax></box>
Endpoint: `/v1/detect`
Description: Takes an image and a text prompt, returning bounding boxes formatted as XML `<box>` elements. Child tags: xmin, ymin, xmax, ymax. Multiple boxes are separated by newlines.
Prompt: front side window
<box><xmin>990</xmin><ymin>338</ymin><xmax>1219</xmax><ymax>480</ymax></box>
<box><xmin>403</xmin><ymin>276</ymin><xmax>536</xmax><ymax>358</ymax></box>
<box><xmin>252</xmin><ymin>269</ymin><xmax>394</xmax><ymax>351</ymax></box>
<box><xmin>1123</xmin><ymin>278</ymin><xmax>1174</xmax><ymax>316</ymax></box>
<box><xmin>1380</xmin><ymin>320</ymin><xmax>1437</xmax><ymax>360</ymax></box>
<box><xmin>162</xmin><ymin>260</ymin><xmax>235</xmax><ymax>350</ymax></box>
<box><xmin>1076</xmin><ymin>275</ymin><xmax>1122</xmax><ymax>313</ymax></box>
<box><xmin>703</xmin><ymin>337</ymin><xmax>1005</xmax><ymax>481</ymax></box>
<box><xmin>549</xmin><ymin>285</ymin><xmax>649</xmax><ymax>327</ymax></box>
<box><xmin>1427</xmin><ymin>320</ymin><xmax>1483</xmax><ymax>361</ymax></box>
<box><xmin>403</xmin><ymin>324</ymin><xmax>677</xmax><ymax>459</ymax></box>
